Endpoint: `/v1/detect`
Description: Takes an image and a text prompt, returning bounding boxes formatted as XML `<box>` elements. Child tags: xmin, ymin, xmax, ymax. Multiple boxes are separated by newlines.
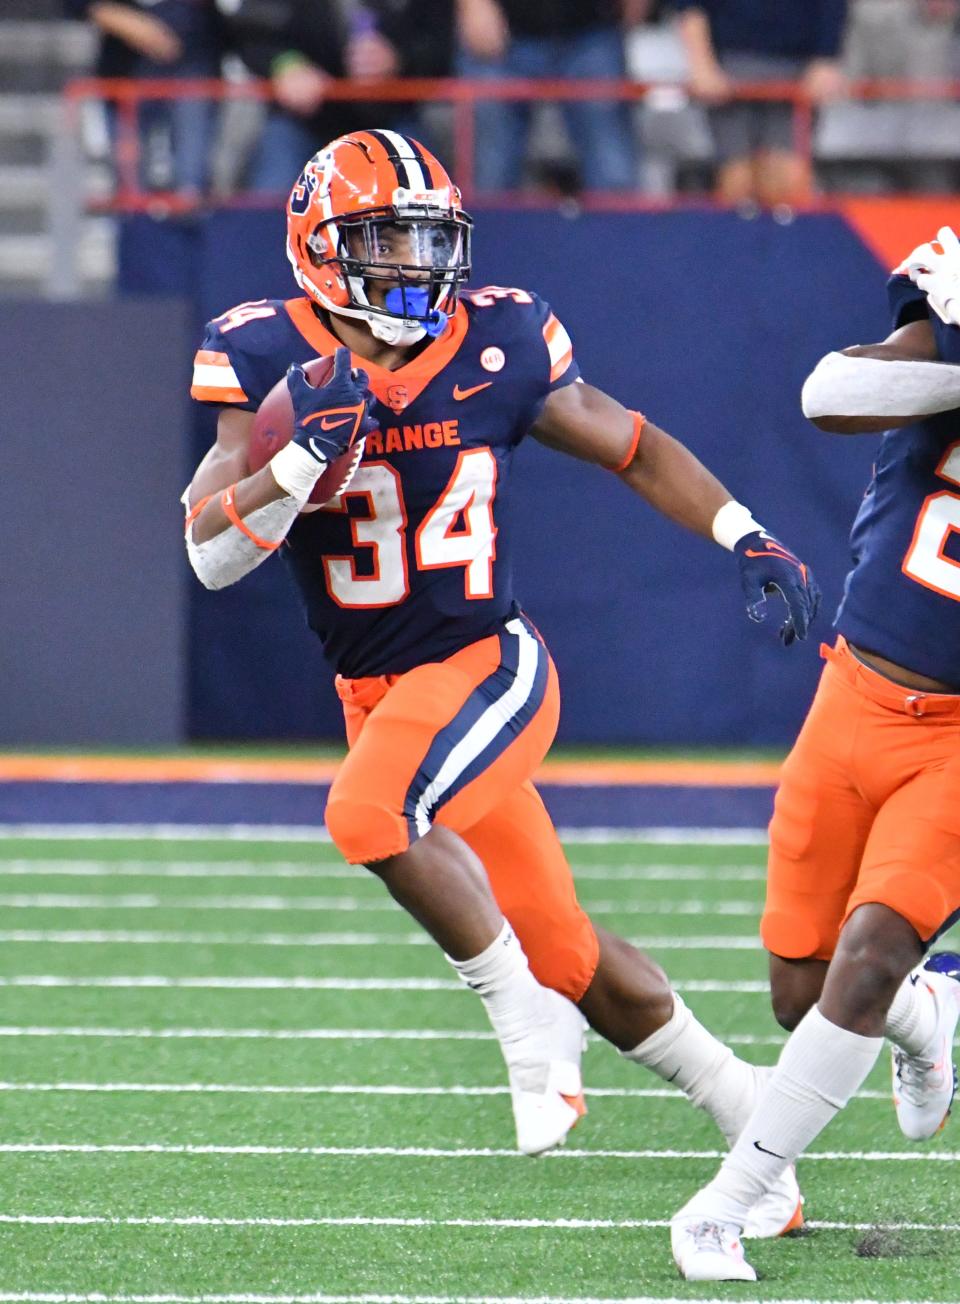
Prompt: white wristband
<box><xmin>269</xmin><ymin>441</ymin><xmax>326</xmax><ymax>507</ymax></box>
<box><xmin>712</xmin><ymin>500</ymin><xmax>763</xmax><ymax>551</ymax></box>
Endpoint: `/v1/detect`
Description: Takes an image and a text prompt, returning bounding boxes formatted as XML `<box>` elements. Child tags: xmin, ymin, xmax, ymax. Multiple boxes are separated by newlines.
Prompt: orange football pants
<box><xmin>324</xmin><ymin>616</ymin><xmax>600</xmax><ymax>1001</ymax></box>
<box><xmin>763</xmin><ymin>636</ymin><xmax>960</xmax><ymax>961</ymax></box>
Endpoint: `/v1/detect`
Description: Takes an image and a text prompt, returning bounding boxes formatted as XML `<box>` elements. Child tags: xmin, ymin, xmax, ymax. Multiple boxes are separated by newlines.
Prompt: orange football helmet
<box><xmin>286</xmin><ymin>129</ymin><xmax>472</xmax><ymax>346</ymax></box>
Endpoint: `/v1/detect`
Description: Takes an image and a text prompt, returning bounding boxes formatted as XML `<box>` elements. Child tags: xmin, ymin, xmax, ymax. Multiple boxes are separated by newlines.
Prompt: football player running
<box><xmin>184</xmin><ymin>130</ymin><xmax>819</xmax><ymax>1227</ymax></box>
<box><xmin>671</xmin><ymin>227</ymin><xmax>960</xmax><ymax>1282</ymax></box>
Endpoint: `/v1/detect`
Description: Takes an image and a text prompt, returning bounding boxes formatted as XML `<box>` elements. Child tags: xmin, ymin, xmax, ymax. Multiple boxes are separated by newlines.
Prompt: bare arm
<box><xmin>187</xmin><ymin>407</ymin><xmax>289</xmax><ymax>544</ymax></box>
<box><xmin>801</xmin><ymin>318</ymin><xmax>960</xmax><ymax>433</ymax></box>
<box><xmin>677</xmin><ymin>7</ymin><xmax>731</xmax><ymax>101</ymax></box>
<box><xmin>532</xmin><ymin>382</ymin><xmax>733</xmax><ymax>540</ymax></box>
<box><xmin>88</xmin><ymin>1</ymin><xmax>182</xmax><ymax>60</ymax></box>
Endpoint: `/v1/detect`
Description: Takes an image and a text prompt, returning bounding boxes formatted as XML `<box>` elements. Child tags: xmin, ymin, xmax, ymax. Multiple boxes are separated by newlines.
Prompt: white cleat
<box><xmin>506</xmin><ymin>987</ymin><xmax>588</xmax><ymax>1156</ymax></box>
<box><xmin>742</xmin><ymin>1164</ymin><xmax>804</xmax><ymax>1238</ymax></box>
<box><xmin>671</xmin><ymin>1216</ymin><xmax>757</xmax><ymax>1282</ymax></box>
<box><xmin>892</xmin><ymin>952</ymin><xmax>960</xmax><ymax>1141</ymax></box>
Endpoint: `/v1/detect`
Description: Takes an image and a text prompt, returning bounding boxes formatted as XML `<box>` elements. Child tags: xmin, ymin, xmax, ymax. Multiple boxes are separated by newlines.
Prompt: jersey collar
<box><xmin>284</xmin><ymin>298</ymin><xmax>469</xmax><ymax>414</ymax></box>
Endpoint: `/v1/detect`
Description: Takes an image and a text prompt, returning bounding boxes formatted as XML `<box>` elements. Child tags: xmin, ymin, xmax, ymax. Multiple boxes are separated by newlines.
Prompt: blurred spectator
<box><xmin>225</xmin><ymin>0</ymin><xmax>453</xmax><ymax>194</ymax></box>
<box><xmin>455</xmin><ymin>0</ymin><xmax>643</xmax><ymax>193</ymax></box>
<box><xmin>825</xmin><ymin>0</ymin><xmax>960</xmax><ymax>193</ymax></box>
<box><xmin>345</xmin><ymin>1</ymin><xmax>455</xmax><ymax>147</ymax></box>
<box><xmin>223</xmin><ymin>0</ymin><xmax>353</xmax><ymax>193</ymax></box>
<box><xmin>845</xmin><ymin>0</ymin><xmax>959</xmax><ymax>81</ymax></box>
<box><xmin>674</xmin><ymin>0</ymin><xmax>849</xmax><ymax>209</ymax></box>
<box><xmin>67</xmin><ymin>0</ymin><xmax>223</xmax><ymax>196</ymax></box>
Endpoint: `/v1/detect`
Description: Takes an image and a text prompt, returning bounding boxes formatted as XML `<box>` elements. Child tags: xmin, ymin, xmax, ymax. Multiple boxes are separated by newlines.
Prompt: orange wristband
<box><xmin>183</xmin><ymin>493</ymin><xmax>213</xmax><ymax>532</ymax></box>
<box><xmin>610</xmin><ymin>411</ymin><xmax>645</xmax><ymax>473</ymax></box>
<box><xmin>220</xmin><ymin>484</ymin><xmax>282</xmax><ymax>552</ymax></box>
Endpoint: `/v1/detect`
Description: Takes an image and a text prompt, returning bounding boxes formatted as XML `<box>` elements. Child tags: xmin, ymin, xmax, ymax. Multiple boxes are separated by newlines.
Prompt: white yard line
<box><xmin>0</xmin><ymin>895</ymin><xmax>759</xmax><ymax>916</ymax></box>
<box><xmin>0</xmin><ymin>1213</ymin><xmax>950</xmax><ymax>1235</ymax></box>
<box><xmin>0</xmin><ymin>930</ymin><xmax>762</xmax><ymax>949</ymax></box>
<box><xmin>0</xmin><ymin>1142</ymin><xmax>950</xmax><ymax>1160</ymax></box>
<box><xmin>0</xmin><ymin>1026</ymin><xmax>787</xmax><ymax>1044</ymax></box>
<box><xmin>0</xmin><ymin>1080</ymin><xmax>891</xmax><ymax>1101</ymax></box>
<box><xmin>0</xmin><ymin>1293</ymin><xmax>951</xmax><ymax>1304</ymax></box>
<box><xmin>0</xmin><ymin>862</ymin><xmax>358</xmax><ymax>880</ymax></box>
<box><xmin>0</xmin><ymin>824</ymin><xmax>768</xmax><ymax>845</ymax></box>
<box><xmin>0</xmin><ymin>976</ymin><xmax>771</xmax><ymax>993</ymax></box>
<box><xmin>0</xmin><ymin>861</ymin><xmax>766</xmax><ymax>884</ymax></box>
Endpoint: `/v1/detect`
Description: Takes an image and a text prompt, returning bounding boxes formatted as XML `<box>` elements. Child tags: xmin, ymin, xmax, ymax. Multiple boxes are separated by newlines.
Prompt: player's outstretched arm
<box><xmin>532</xmin><ymin>381</ymin><xmax>821</xmax><ymax>644</ymax></box>
<box><xmin>801</xmin><ymin>319</ymin><xmax>960</xmax><ymax>433</ymax></box>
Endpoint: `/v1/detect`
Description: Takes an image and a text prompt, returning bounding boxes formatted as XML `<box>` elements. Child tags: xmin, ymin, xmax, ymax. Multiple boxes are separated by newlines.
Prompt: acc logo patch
<box><xmin>481</xmin><ymin>347</ymin><xmax>505</xmax><ymax>372</ymax></box>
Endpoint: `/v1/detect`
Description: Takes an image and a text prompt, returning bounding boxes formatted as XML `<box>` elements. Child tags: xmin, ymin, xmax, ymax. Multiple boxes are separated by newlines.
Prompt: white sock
<box><xmin>623</xmin><ymin>993</ymin><xmax>759</xmax><ymax>1144</ymax></box>
<box><xmin>447</xmin><ymin>921</ymin><xmax>545</xmax><ymax>1046</ymax></box>
<box><xmin>681</xmin><ymin>1005</ymin><xmax>883</xmax><ymax>1226</ymax></box>
<box><xmin>886</xmin><ymin>971</ymin><xmax>938</xmax><ymax>1056</ymax></box>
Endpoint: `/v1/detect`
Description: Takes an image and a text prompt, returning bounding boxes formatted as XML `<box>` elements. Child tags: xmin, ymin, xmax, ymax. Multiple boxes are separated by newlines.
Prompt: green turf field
<box><xmin>0</xmin><ymin>832</ymin><xmax>957</xmax><ymax>1303</ymax></box>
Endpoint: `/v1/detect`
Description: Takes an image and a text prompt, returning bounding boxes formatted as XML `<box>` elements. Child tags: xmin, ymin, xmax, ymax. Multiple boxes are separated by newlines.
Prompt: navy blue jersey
<box><xmin>191</xmin><ymin>289</ymin><xmax>581</xmax><ymax>677</ymax></box>
<box><xmin>835</xmin><ymin>273</ymin><xmax>960</xmax><ymax>686</ymax></box>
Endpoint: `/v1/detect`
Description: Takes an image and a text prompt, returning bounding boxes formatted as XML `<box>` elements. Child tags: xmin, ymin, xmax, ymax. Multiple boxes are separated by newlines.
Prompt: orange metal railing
<box><xmin>61</xmin><ymin>75</ymin><xmax>960</xmax><ymax>211</ymax></box>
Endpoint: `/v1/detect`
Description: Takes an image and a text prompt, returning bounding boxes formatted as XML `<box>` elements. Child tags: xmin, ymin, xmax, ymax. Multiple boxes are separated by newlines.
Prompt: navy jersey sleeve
<box><xmin>189</xmin><ymin>300</ymin><xmax>290</xmax><ymax>411</ymax></box>
<box><xmin>886</xmin><ymin>272</ymin><xmax>960</xmax><ymax>365</ymax></box>
<box><xmin>887</xmin><ymin>273</ymin><xmax>929</xmax><ymax>332</ymax></box>
<box><xmin>526</xmin><ymin>291</ymin><xmax>581</xmax><ymax>394</ymax></box>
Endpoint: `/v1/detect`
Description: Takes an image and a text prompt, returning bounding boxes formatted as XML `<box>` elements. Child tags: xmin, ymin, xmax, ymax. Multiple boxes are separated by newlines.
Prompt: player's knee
<box><xmin>325</xmin><ymin>792</ymin><xmax>409</xmax><ymax>865</ymax></box>
<box><xmin>830</xmin><ymin>908</ymin><xmax>923</xmax><ymax>1018</ymax></box>
<box><xmin>770</xmin><ymin>988</ymin><xmax>813</xmax><ymax>1032</ymax></box>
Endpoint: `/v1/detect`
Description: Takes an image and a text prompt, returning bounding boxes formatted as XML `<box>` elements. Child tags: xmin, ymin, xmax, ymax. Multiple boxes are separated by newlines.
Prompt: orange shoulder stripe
<box><xmin>191</xmin><ymin>383</ymin><xmax>249</xmax><ymax>403</ymax></box>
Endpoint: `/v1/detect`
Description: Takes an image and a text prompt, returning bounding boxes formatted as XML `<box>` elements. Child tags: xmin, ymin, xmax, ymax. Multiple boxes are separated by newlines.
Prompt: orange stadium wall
<box><xmin>8</xmin><ymin>205</ymin><xmax>919</xmax><ymax>745</ymax></box>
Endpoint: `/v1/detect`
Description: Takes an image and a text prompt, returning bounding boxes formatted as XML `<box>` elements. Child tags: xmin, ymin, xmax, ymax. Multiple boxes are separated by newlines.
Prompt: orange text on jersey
<box><xmin>365</xmin><ymin>421</ymin><xmax>461</xmax><ymax>456</ymax></box>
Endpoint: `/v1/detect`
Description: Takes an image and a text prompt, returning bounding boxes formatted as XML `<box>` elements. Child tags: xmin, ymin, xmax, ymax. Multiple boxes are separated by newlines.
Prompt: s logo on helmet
<box><xmin>289</xmin><ymin>167</ymin><xmax>319</xmax><ymax>216</ymax></box>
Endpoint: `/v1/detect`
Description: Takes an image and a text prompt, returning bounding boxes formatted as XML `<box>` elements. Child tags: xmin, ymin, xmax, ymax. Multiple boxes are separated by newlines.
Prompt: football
<box><xmin>248</xmin><ymin>354</ymin><xmax>367</xmax><ymax>510</ymax></box>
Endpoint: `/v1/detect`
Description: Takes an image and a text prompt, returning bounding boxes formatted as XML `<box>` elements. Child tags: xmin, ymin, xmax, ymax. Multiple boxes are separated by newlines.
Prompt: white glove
<box><xmin>899</xmin><ymin>225</ymin><xmax>960</xmax><ymax>327</ymax></box>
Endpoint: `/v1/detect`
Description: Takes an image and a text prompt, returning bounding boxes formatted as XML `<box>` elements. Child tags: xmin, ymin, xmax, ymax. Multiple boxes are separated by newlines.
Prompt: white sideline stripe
<box><xmin>0</xmin><ymin>824</ymin><xmax>768</xmax><ymax>845</ymax></box>
<box><xmin>0</xmin><ymin>1026</ymin><xmax>787</xmax><ymax>1044</ymax></box>
<box><xmin>0</xmin><ymin>930</ymin><xmax>430</xmax><ymax>946</ymax></box>
<box><xmin>0</xmin><ymin>894</ymin><xmax>760</xmax><ymax>916</ymax></box>
<box><xmin>0</xmin><ymin>1142</ymin><xmax>950</xmax><ymax>1160</ymax></box>
<box><xmin>0</xmin><ymin>976</ymin><xmax>464</xmax><ymax>991</ymax></box>
<box><xmin>0</xmin><ymin>1081</ymin><xmax>890</xmax><ymax>1100</ymax></box>
<box><xmin>0</xmin><ymin>861</ymin><xmax>767</xmax><ymax>884</ymax></box>
<box><xmin>0</xmin><ymin>1294</ymin><xmax>952</xmax><ymax>1304</ymax></box>
<box><xmin>0</xmin><ymin>930</ymin><xmax>762</xmax><ymax>949</ymax></box>
<box><xmin>0</xmin><ymin>1214</ymin><xmax>951</xmax><ymax>1237</ymax></box>
<box><xmin>0</xmin><ymin>976</ymin><xmax>771</xmax><ymax>993</ymax></box>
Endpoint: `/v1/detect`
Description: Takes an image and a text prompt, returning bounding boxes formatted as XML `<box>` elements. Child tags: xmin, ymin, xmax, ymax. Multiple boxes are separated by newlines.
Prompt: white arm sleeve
<box><xmin>801</xmin><ymin>350</ymin><xmax>960</xmax><ymax>419</ymax></box>
<box><xmin>184</xmin><ymin>495</ymin><xmax>301</xmax><ymax>591</ymax></box>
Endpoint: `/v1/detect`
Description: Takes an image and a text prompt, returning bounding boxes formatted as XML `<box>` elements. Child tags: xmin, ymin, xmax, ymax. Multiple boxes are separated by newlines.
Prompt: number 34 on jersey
<box><xmin>323</xmin><ymin>448</ymin><xmax>498</xmax><ymax>609</ymax></box>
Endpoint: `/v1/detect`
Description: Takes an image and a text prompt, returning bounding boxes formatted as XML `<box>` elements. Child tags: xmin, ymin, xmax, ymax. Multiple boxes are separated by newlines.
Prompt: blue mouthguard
<box><xmin>384</xmin><ymin>287</ymin><xmax>448</xmax><ymax>337</ymax></box>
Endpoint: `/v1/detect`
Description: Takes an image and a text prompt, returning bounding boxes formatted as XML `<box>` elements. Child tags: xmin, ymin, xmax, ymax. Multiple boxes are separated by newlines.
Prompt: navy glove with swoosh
<box><xmin>286</xmin><ymin>346</ymin><xmax>378</xmax><ymax>466</ymax></box>
<box><xmin>734</xmin><ymin>530</ymin><xmax>822</xmax><ymax>646</ymax></box>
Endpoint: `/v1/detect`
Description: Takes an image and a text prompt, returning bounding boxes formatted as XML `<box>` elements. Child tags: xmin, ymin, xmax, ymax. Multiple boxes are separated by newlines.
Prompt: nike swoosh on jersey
<box><xmin>319</xmin><ymin>415</ymin><xmax>353</xmax><ymax>430</ymax></box>
<box><xmin>453</xmin><ymin>382</ymin><xmax>493</xmax><ymax>401</ymax></box>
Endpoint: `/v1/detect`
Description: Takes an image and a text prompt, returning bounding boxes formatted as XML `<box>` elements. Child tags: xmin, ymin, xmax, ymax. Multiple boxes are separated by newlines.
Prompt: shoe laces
<box><xmin>894</xmin><ymin>1046</ymin><xmax>938</xmax><ymax>1104</ymax></box>
<box><xmin>688</xmin><ymin>1220</ymin><xmax>734</xmax><ymax>1254</ymax></box>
